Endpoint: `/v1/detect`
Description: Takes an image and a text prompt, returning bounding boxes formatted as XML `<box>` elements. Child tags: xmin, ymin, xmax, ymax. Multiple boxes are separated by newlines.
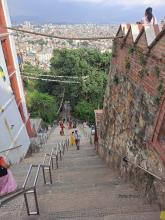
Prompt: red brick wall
<box><xmin>113</xmin><ymin>25</ymin><xmax>165</xmax><ymax>162</ymax></box>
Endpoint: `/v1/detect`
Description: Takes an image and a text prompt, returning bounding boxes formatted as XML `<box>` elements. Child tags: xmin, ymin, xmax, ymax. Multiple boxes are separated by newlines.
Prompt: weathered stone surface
<box><xmin>99</xmin><ymin>64</ymin><xmax>165</xmax><ymax>209</ymax></box>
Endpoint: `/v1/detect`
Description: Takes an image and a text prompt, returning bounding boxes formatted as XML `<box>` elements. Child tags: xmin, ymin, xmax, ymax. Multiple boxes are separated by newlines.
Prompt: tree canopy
<box><xmin>24</xmin><ymin>48</ymin><xmax>111</xmax><ymax>123</ymax></box>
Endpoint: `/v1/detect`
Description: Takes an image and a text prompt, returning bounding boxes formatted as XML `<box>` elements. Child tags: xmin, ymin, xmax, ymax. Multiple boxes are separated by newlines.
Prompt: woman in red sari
<box><xmin>59</xmin><ymin>121</ymin><xmax>65</xmax><ymax>136</ymax></box>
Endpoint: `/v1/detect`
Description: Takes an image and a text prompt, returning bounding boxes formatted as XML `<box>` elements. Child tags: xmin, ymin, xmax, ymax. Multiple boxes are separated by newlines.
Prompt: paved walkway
<box><xmin>0</xmin><ymin>126</ymin><xmax>160</xmax><ymax>220</ymax></box>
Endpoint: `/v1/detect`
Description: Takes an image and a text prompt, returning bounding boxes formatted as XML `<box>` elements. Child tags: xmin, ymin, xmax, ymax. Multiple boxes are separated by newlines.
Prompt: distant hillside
<box><xmin>11</xmin><ymin>16</ymin><xmax>119</xmax><ymax>25</ymax></box>
<box><xmin>11</xmin><ymin>16</ymin><xmax>40</xmax><ymax>24</ymax></box>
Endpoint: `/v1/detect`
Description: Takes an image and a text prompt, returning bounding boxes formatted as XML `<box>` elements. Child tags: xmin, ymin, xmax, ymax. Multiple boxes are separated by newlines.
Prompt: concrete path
<box><xmin>0</xmin><ymin>126</ymin><xmax>160</xmax><ymax>220</ymax></box>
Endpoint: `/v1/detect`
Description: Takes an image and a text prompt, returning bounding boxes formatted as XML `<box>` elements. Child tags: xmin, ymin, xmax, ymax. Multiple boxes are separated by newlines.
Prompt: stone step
<box><xmin>47</xmin><ymin>207</ymin><xmax>160</xmax><ymax>220</ymax></box>
<box><xmin>0</xmin><ymin>128</ymin><xmax>160</xmax><ymax>220</ymax></box>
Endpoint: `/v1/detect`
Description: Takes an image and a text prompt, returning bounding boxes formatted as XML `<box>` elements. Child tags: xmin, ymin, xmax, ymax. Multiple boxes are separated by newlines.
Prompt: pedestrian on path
<box><xmin>0</xmin><ymin>156</ymin><xmax>17</xmax><ymax>196</ymax></box>
<box><xmin>59</xmin><ymin>121</ymin><xmax>65</xmax><ymax>136</ymax></box>
<box><xmin>73</xmin><ymin>121</ymin><xmax>77</xmax><ymax>129</ymax></box>
<box><xmin>70</xmin><ymin>131</ymin><xmax>76</xmax><ymax>146</ymax></box>
<box><xmin>74</xmin><ymin>130</ymin><xmax>81</xmax><ymax>150</ymax></box>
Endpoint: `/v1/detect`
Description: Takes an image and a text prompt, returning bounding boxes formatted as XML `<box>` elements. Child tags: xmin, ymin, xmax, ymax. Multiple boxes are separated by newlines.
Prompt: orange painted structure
<box><xmin>0</xmin><ymin>0</ymin><xmax>34</xmax><ymax>163</ymax></box>
<box><xmin>0</xmin><ymin>0</ymin><xmax>33</xmax><ymax>137</ymax></box>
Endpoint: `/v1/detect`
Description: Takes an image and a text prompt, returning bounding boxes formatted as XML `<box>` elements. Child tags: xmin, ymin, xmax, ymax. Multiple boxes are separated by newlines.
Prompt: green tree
<box><xmin>82</xmin><ymin>69</ymin><xmax>107</xmax><ymax>107</ymax></box>
<box><xmin>73</xmin><ymin>100</ymin><xmax>96</xmax><ymax>123</ymax></box>
<box><xmin>24</xmin><ymin>48</ymin><xmax>111</xmax><ymax>123</ymax></box>
<box><xmin>27</xmin><ymin>91</ymin><xmax>57</xmax><ymax>123</ymax></box>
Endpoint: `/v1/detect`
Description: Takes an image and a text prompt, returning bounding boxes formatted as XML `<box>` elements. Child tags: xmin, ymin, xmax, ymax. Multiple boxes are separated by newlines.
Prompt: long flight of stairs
<box><xmin>0</xmin><ymin>127</ymin><xmax>160</xmax><ymax>220</ymax></box>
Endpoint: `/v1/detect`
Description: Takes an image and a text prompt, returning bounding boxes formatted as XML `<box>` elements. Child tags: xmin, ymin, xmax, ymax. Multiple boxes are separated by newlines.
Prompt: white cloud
<box><xmin>60</xmin><ymin>0</ymin><xmax>165</xmax><ymax>7</ymax></box>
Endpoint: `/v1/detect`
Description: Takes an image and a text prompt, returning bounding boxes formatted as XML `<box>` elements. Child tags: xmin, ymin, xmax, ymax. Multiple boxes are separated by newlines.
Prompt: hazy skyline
<box><xmin>7</xmin><ymin>0</ymin><xmax>165</xmax><ymax>24</ymax></box>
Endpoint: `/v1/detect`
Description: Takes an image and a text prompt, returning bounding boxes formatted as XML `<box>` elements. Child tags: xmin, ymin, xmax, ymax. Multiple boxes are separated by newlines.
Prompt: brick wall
<box><xmin>116</xmin><ymin>25</ymin><xmax>165</xmax><ymax>159</ymax></box>
<box><xmin>99</xmin><ymin>24</ymin><xmax>165</xmax><ymax>209</ymax></box>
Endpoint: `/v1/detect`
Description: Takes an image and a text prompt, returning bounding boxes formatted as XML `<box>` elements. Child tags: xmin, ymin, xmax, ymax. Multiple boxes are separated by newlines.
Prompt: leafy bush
<box><xmin>27</xmin><ymin>91</ymin><xmax>57</xmax><ymax>123</ymax></box>
<box><xmin>73</xmin><ymin>100</ymin><xmax>96</xmax><ymax>123</ymax></box>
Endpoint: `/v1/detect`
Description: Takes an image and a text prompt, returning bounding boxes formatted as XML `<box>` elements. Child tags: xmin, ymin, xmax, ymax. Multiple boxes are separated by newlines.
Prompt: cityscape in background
<box><xmin>14</xmin><ymin>22</ymin><xmax>119</xmax><ymax>70</ymax></box>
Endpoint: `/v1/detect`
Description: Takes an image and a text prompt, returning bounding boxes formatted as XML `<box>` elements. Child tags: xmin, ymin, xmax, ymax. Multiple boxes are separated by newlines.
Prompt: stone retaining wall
<box><xmin>98</xmin><ymin>24</ymin><xmax>165</xmax><ymax>209</ymax></box>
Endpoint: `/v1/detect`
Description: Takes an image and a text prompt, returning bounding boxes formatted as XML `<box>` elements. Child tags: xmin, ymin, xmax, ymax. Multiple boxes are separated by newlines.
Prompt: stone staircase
<box><xmin>0</xmin><ymin>127</ymin><xmax>160</xmax><ymax>220</ymax></box>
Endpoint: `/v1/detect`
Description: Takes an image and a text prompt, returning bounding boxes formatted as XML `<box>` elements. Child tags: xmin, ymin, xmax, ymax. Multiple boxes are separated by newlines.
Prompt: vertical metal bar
<box><xmin>33</xmin><ymin>165</ymin><xmax>40</xmax><ymax>187</ymax></box>
<box><xmin>33</xmin><ymin>188</ymin><xmax>40</xmax><ymax>215</ymax></box>
<box><xmin>60</xmin><ymin>150</ymin><xmax>62</xmax><ymax>160</ymax></box>
<box><xmin>43</xmin><ymin>154</ymin><xmax>47</xmax><ymax>165</ymax></box>
<box><xmin>63</xmin><ymin>144</ymin><xmax>65</xmax><ymax>155</ymax></box>
<box><xmin>49</xmin><ymin>167</ymin><xmax>52</xmax><ymax>184</ymax></box>
<box><xmin>56</xmin><ymin>155</ymin><xmax>58</xmax><ymax>168</ymax></box>
<box><xmin>51</xmin><ymin>156</ymin><xmax>54</xmax><ymax>169</ymax></box>
<box><xmin>50</xmin><ymin>148</ymin><xmax>54</xmax><ymax>169</ymax></box>
<box><xmin>24</xmin><ymin>193</ymin><xmax>30</xmax><ymax>216</ymax></box>
<box><xmin>23</xmin><ymin>165</ymin><xmax>33</xmax><ymax>188</ymax></box>
<box><xmin>65</xmin><ymin>140</ymin><xmax>67</xmax><ymax>150</ymax></box>
<box><xmin>42</xmin><ymin>166</ymin><xmax>46</xmax><ymax>184</ymax></box>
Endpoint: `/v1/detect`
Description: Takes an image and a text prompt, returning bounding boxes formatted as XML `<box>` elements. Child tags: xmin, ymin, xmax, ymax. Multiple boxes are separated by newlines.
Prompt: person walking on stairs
<box><xmin>59</xmin><ymin>121</ymin><xmax>65</xmax><ymax>136</ymax></box>
<box><xmin>74</xmin><ymin>130</ymin><xmax>81</xmax><ymax>150</ymax></box>
<box><xmin>70</xmin><ymin>131</ymin><xmax>76</xmax><ymax>146</ymax></box>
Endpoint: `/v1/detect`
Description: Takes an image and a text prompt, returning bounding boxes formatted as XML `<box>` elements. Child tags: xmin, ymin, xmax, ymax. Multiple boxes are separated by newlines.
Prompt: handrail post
<box><xmin>51</xmin><ymin>155</ymin><xmax>54</xmax><ymax>169</ymax></box>
<box><xmin>34</xmin><ymin>187</ymin><xmax>40</xmax><ymax>215</ymax></box>
<box><xmin>42</xmin><ymin>153</ymin><xmax>53</xmax><ymax>185</ymax></box>
<box><xmin>60</xmin><ymin>149</ymin><xmax>62</xmax><ymax>160</ymax></box>
<box><xmin>58</xmin><ymin>142</ymin><xmax>62</xmax><ymax>160</ymax></box>
<box><xmin>51</xmin><ymin>147</ymin><xmax>58</xmax><ymax>169</ymax></box>
<box><xmin>63</xmin><ymin>143</ymin><xmax>65</xmax><ymax>155</ymax></box>
<box><xmin>49</xmin><ymin>166</ymin><xmax>52</xmax><ymax>184</ymax></box>
<box><xmin>33</xmin><ymin>165</ymin><xmax>41</xmax><ymax>187</ymax></box>
<box><xmin>65</xmin><ymin>139</ymin><xmax>68</xmax><ymax>150</ymax></box>
<box><xmin>68</xmin><ymin>139</ymin><xmax>70</xmax><ymax>149</ymax></box>
<box><xmin>56</xmin><ymin>153</ymin><xmax>58</xmax><ymax>168</ymax></box>
<box><xmin>24</xmin><ymin>186</ymin><xmax>40</xmax><ymax>215</ymax></box>
<box><xmin>23</xmin><ymin>165</ymin><xmax>33</xmax><ymax>188</ymax></box>
<box><xmin>42</xmin><ymin>165</ymin><xmax>46</xmax><ymax>184</ymax></box>
<box><xmin>50</xmin><ymin>148</ymin><xmax>54</xmax><ymax>169</ymax></box>
<box><xmin>24</xmin><ymin>192</ymin><xmax>30</xmax><ymax>215</ymax></box>
<box><xmin>0</xmin><ymin>164</ymin><xmax>43</xmax><ymax>216</ymax></box>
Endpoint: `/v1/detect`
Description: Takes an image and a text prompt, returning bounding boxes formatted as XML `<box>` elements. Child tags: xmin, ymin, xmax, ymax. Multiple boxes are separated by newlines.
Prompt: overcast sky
<box><xmin>7</xmin><ymin>0</ymin><xmax>165</xmax><ymax>24</ymax></box>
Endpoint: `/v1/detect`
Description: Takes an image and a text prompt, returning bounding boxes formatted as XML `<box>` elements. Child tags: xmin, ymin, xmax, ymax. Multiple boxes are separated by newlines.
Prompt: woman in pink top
<box><xmin>142</xmin><ymin>7</ymin><xmax>157</xmax><ymax>24</ymax></box>
<box><xmin>0</xmin><ymin>156</ymin><xmax>17</xmax><ymax>196</ymax></box>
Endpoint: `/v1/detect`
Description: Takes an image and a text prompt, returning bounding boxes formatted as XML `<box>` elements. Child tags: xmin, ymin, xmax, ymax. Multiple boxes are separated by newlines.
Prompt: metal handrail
<box><xmin>0</xmin><ymin>163</ymin><xmax>41</xmax><ymax>216</ymax></box>
<box><xmin>42</xmin><ymin>154</ymin><xmax>53</xmax><ymax>184</ymax></box>
<box><xmin>43</xmin><ymin>153</ymin><xmax>53</xmax><ymax>166</ymax></box>
<box><xmin>0</xmin><ymin>145</ymin><xmax>22</xmax><ymax>154</ymax></box>
<box><xmin>108</xmin><ymin>148</ymin><xmax>164</xmax><ymax>181</ymax></box>
<box><xmin>33</xmin><ymin>165</ymin><xmax>41</xmax><ymax>187</ymax></box>
<box><xmin>22</xmin><ymin>164</ymin><xmax>33</xmax><ymax>188</ymax></box>
<box><xmin>22</xmin><ymin>161</ymin><xmax>54</xmax><ymax>214</ymax></box>
<box><xmin>49</xmin><ymin>148</ymin><xmax>54</xmax><ymax>165</ymax></box>
<box><xmin>54</xmin><ymin>146</ymin><xmax>59</xmax><ymax>156</ymax></box>
<box><xmin>0</xmin><ymin>130</ymin><xmax>67</xmax><ymax>216</ymax></box>
<box><xmin>23</xmin><ymin>164</ymin><xmax>39</xmax><ymax>188</ymax></box>
<box><xmin>47</xmin><ymin>139</ymin><xmax>69</xmax><ymax>170</ymax></box>
<box><xmin>51</xmin><ymin>146</ymin><xmax>59</xmax><ymax>169</ymax></box>
<box><xmin>133</xmin><ymin>161</ymin><xmax>164</xmax><ymax>181</ymax></box>
<box><xmin>0</xmin><ymin>186</ymin><xmax>34</xmax><ymax>207</ymax></box>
